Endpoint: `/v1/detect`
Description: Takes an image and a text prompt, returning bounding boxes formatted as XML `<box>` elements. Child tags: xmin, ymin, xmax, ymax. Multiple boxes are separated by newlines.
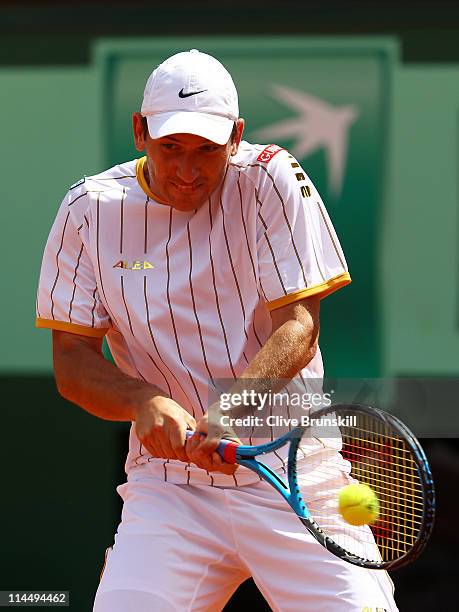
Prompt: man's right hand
<box><xmin>134</xmin><ymin>396</ymin><xmax>196</xmax><ymax>463</ymax></box>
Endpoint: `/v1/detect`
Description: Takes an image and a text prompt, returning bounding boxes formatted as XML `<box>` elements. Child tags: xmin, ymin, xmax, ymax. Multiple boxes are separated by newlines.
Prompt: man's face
<box><xmin>133</xmin><ymin>114</ymin><xmax>244</xmax><ymax>212</ymax></box>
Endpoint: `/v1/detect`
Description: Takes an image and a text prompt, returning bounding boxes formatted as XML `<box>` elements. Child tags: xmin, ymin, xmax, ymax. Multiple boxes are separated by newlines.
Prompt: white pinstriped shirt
<box><xmin>36</xmin><ymin>142</ymin><xmax>351</xmax><ymax>486</ymax></box>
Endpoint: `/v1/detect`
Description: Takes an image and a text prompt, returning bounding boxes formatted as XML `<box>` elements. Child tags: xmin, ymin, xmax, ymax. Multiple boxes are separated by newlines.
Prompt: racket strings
<box><xmin>297</xmin><ymin>461</ymin><xmax>423</xmax><ymax>507</ymax></box>
<box><xmin>345</xmin><ymin>426</ymin><xmax>415</xmax><ymax>450</ymax></box>
<box><xmin>342</xmin><ymin>457</ymin><xmax>422</xmax><ymax>486</ymax></box>
<box><xmin>295</xmin><ymin>410</ymin><xmax>425</xmax><ymax>563</ymax></box>
<box><xmin>339</xmin><ymin>413</ymin><xmax>424</xmax><ymax>562</ymax></box>
<box><xmin>341</xmin><ymin>438</ymin><xmax>417</xmax><ymax>463</ymax></box>
<box><xmin>347</xmin><ymin>463</ymin><xmax>423</xmax><ymax>494</ymax></box>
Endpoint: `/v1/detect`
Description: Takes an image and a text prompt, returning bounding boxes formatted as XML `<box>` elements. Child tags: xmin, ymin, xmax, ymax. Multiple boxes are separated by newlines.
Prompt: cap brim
<box><xmin>146</xmin><ymin>111</ymin><xmax>234</xmax><ymax>145</ymax></box>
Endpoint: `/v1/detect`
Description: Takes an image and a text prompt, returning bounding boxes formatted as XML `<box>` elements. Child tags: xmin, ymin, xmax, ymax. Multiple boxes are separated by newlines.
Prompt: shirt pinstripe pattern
<box><xmin>119</xmin><ymin>188</ymin><xmax>126</xmax><ymax>254</ymax></box>
<box><xmin>218</xmin><ymin>189</ymin><xmax>250</xmax><ymax>366</ymax></box>
<box><xmin>316</xmin><ymin>200</ymin><xmax>347</xmax><ymax>269</ymax></box>
<box><xmin>257</xmin><ymin>209</ymin><xmax>288</xmax><ymax>295</ymax></box>
<box><xmin>95</xmin><ymin>195</ymin><xmax>109</xmax><ymax>316</ymax></box>
<box><xmin>142</xmin><ymin>276</ymin><xmax>184</xmax><ymax>403</ymax></box>
<box><xmin>120</xmin><ymin>276</ymin><xmax>134</xmax><ymax>336</ymax></box>
<box><xmin>49</xmin><ymin>210</ymin><xmax>70</xmax><ymax>320</ymax></box>
<box><xmin>94</xmin><ymin>193</ymin><xmax>124</xmax><ymax>334</ymax></box>
<box><xmin>36</xmin><ymin>145</ymin><xmax>351</xmax><ymax>487</ymax></box>
<box><xmin>253</xmin><ymin>188</ymin><xmax>273</xmax><ymax>302</ymax></box>
<box><xmin>68</xmin><ymin>243</ymin><xmax>84</xmax><ymax>322</ymax></box>
<box><xmin>308</xmin><ymin>224</ymin><xmax>327</xmax><ymax>283</ymax></box>
<box><xmin>165</xmin><ymin>208</ymin><xmax>205</xmax><ymax>416</ymax></box>
<box><xmin>90</xmin><ymin>287</ymin><xmax>97</xmax><ymax>328</ymax></box>
<box><xmin>93</xmin><ymin>174</ymin><xmax>136</xmax><ymax>182</ymax></box>
<box><xmin>187</xmin><ymin>220</ymin><xmax>216</xmax><ymax>387</ymax></box>
<box><xmin>257</xmin><ymin>163</ymin><xmax>310</xmax><ymax>289</ymax></box>
<box><xmin>207</xmin><ymin>198</ymin><xmax>238</xmax><ymax>379</ymax></box>
<box><xmin>68</xmin><ymin>192</ymin><xmax>88</xmax><ymax>207</ymax></box>
<box><xmin>236</xmin><ymin>177</ymin><xmax>264</xmax><ymax>348</ymax></box>
<box><xmin>144</xmin><ymin>350</ymin><xmax>172</xmax><ymax>397</ymax></box>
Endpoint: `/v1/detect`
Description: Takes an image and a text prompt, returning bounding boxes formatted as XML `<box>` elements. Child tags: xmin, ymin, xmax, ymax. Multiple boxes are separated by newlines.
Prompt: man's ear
<box><xmin>133</xmin><ymin>112</ymin><xmax>147</xmax><ymax>152</ymax></box>
<box><xmin>230</xmin><ymin>118</ymin><xmax>245</xmax><ymax>156</ymax></box>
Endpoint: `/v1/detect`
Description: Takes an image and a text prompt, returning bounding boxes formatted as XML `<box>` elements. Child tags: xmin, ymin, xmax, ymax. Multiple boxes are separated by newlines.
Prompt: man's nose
<box><xmin>176</xmin><ymin>154</ymin><xmax>199</xmax><ymax>183</ymax></box>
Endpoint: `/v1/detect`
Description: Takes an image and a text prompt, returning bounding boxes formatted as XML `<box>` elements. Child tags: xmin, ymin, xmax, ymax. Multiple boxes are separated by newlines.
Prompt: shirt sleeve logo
<box><xmin>257</xmin><ymin>144</ymin><xmax>284</xmax><ymax>163</ymax></box>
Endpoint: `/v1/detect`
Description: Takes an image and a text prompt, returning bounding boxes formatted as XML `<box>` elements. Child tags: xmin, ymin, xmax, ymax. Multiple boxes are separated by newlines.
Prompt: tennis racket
<box><xmin>187</xmin><ymin>403</ymin><xmax>435</xmax><ymax>570</ymax></box>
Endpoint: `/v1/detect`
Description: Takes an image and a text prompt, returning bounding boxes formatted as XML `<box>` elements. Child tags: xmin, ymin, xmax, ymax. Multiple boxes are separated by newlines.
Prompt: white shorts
<box><xmin>93</xmin><ymin>462</ymin><xmax>397</xmax><ymax>612</ymax></box>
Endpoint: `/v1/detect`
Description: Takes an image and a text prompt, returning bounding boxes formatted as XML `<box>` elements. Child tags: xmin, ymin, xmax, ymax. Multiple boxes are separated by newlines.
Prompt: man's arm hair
<box><xmin>247</xmin><ymin>295</ymin><xmax>319</xmax><ymax>380</ymax></box>
<box><xmin>215</xmin><ymin>295</ymin><xmax>320</xmax><ymax>418</ymax></box>
<box><xmin>52</xmin><ymin>330</ymin><xmax>167</xmax><ymax>422</ymax></box>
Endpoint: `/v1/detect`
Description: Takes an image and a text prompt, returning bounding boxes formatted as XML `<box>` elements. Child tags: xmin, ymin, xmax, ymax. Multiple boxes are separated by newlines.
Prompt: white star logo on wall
<box><xmin>250</xmin><ymin>84</ymin><xmax>359</xmax><ymax>197</ymax></box>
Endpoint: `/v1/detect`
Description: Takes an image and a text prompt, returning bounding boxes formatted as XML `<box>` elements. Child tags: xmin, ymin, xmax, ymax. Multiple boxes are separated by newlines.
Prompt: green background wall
<box><xmin>384</xmin><ymin>66</ymin><xmax>459</xmax><ymax>376</ymax></box>
<box><xmin>2</xmin><ymin>40</ymin><xmax>458</xmax><ymax>377</ymax></box>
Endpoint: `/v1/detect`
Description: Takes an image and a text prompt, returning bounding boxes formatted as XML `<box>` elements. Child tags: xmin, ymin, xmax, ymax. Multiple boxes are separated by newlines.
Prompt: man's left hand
<box><xmin>185</xmin><ymin>409</ymin><xmax>240</xmax><ymax>475</ymax></box>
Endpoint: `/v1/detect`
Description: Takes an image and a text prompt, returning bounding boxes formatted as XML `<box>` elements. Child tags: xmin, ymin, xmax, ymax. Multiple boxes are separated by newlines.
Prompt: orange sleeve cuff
<box><xmin>35</xmin><ymin>318</ymin><xmax>109</xmax><ymax>338</ymax></box>
<box><xmin>267</xmin><ymin>272</ymin><xmax>351</xmax><ymax>312</ymax></box>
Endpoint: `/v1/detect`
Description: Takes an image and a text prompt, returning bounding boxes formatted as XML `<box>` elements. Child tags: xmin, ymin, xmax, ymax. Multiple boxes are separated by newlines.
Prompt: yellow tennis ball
<box><xmin>338</xmin><ymin>483</ymin><xmax>379</xmax><ymax>526</ymax></box>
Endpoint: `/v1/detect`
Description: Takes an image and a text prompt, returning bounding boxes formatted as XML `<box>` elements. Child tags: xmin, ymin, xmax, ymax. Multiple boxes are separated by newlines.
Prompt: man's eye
<box><xmin>161</xmin><ymin>143</ymin><xmax>177</xmax><ymax>150</ymax></box>
<box><xmin>201</xmin><ymin>145</ymin><xmax>219</xmax><ymax>152</ymax></box>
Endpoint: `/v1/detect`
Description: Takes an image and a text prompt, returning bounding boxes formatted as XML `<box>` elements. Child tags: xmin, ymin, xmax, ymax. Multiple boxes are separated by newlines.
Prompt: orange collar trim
<box><xmin>135</xmin><ymin>157</ymin><xmax>169</xmax><ymax>205</ymax></box>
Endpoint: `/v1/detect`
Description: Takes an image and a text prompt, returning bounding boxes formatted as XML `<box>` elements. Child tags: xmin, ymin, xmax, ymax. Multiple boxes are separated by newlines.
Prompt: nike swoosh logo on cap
<box><xmin>178</xmin><ymin>88</ymin><xmax>208</xmax><ymax>98</ymax></box>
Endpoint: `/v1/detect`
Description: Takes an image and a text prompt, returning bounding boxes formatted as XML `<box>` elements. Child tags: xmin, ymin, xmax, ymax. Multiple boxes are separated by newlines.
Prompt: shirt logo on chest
<box><xmin>113</xmin><ymin>260</ymin><xmax>155</xmax><ymax>270</ymax></box>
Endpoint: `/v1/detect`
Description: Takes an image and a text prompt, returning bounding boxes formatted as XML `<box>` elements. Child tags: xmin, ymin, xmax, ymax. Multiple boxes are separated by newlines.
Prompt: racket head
<box><xmin>285</xmin><ymin>403</ymin><xmax>435</xmax><ymax>570</ymax></box>
<box><xmin>187</xmin><ymin>404</ymin><xmax>435</xmax><ymax>570</ymax></box>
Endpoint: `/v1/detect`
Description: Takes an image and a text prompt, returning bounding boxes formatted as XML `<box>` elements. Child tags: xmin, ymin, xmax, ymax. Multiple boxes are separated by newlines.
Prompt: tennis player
<box><xmin>36</xmin><ymin>49</ymin><xmax>397</xmax><ymax>611</ymax></box>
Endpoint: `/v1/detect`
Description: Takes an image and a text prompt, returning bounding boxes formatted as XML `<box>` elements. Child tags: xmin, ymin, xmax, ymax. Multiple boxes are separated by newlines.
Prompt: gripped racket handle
<box><xmin>185</xmin><ymin>430</ymin><xmax>239</xmax><ymax>464</ymax></box>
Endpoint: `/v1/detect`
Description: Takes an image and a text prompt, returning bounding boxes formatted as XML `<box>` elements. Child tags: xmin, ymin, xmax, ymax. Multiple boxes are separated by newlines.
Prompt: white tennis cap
<box><xmin>141</xmin><ymin>49</ymin><xmax>239</xmax><ymax>145</ymax></box>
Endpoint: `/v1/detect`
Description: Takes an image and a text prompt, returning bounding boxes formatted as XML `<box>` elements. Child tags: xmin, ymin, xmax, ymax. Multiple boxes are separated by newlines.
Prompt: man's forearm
<box><xmin>53</xmin><ymin>334</ymin><xmax>166</xmax><ymax>422</ymax></box>
<box><xmin>243</xmin><ymin>319</ymin><xmax>316</xmax><ymax>380</ymax></box>
<box><xmin>220</xmin><ymin>316</ymin><xmax>318</xmax><ymax>419</ymax></box>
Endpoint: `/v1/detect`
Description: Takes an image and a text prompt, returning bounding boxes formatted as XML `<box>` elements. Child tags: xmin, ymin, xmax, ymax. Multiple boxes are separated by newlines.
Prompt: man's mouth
<box><xmin>171</xmin><ymin>181</ymin><xmax>203</xmax><ymax>194</ymax></box>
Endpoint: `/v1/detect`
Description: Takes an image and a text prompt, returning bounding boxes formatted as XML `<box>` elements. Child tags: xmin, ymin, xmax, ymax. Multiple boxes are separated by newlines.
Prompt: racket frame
<box><xmin>207</xmin><ymin>403</ymin><xmax>435</xmax><ymax>570</ymax></box>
